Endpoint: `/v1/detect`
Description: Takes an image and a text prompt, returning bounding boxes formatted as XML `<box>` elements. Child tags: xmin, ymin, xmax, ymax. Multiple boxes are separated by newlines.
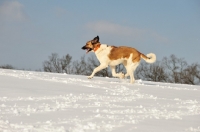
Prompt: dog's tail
<box><xmin>140</xmin><ymin>53</ymin><xmax>156</xmax><ymax>63</ymax></box>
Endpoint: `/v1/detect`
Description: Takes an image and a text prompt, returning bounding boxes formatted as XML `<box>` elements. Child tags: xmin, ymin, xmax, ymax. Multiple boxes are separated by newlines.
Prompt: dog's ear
<box><xmin>93</xmin><ymin>36</ymin><xmax>99</xmax><ymax>43</ymax></box>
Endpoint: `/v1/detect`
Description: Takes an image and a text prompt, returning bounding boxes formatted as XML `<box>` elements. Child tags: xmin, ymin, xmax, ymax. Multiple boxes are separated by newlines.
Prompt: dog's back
<box><xmin>108</xmin><ymin>46</ymin><xmax>141</xmax><ymax>63</ymax></box>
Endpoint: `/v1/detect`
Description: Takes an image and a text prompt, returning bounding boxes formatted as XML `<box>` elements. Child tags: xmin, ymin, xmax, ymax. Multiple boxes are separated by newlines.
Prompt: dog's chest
<box><xmin>95</xmin><ymin>44</ymin><xmax>111</xmax><ymax>62</ymax></box>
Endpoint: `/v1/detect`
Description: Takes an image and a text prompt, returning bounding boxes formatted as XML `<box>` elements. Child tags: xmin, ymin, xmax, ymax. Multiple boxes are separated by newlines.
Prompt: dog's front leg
<box><xmin>88</xmin><ymin>64</ymin><xmax>107</xmax><ymax>79</ymax></box>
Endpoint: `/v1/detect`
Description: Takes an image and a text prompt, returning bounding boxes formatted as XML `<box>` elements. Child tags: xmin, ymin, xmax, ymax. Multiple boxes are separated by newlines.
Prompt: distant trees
<box><xmin>42</xmin><ymin>53</ymin><xmax>200</xmax><ymax>85</ymax></box>
<box><xmin>0</xmin><ymin>64</ymin><xmax>14</xmax><ymax>69</ymax></box>
<box><xmin>135</xmin><ymin>54</ymin><xmax>200</xmax><ymax>85</ymax></box>
<box><xmin>72</xmin><ymin>55</ymin><xmax>88</xmax><ymax>75</ymax></box>
<box><xmin>43</xmin><ymin>53</ymin><xmax>72</xmax><ymax>73</ymax></box>
<box><xmin>135</xmin><ymin>61</ymin><xmax>168</xmax><ymax>82</ymax></box>
<box><xmin>181</xmin><ymin>63</ymin><xmax>200</xmax><ymax>85</ymax></box>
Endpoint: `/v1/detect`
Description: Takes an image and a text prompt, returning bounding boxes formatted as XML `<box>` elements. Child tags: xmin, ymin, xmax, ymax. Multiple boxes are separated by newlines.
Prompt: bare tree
<box><xmin>135</xmin><ymin>61</ymin><xmax>168</xmax><ymax>82</ymax></box>
<box><xmin>162</xmin><ymin>54</ymin><xmax>188</xmax><ymax>83</ymax></box>
<box><xmin>182</xmin><ymin>63</ymin><xmax>200</xmax><ymax>85</ymax></box>
<box><xmin>116</xmin><ymin>64</ymin><xmax>126</xmax><ymax>74</ymax></box>
<box><xmin>60</xmin><ymin>54</ymin><xmax>72</xmax><ymax>74</ymax></box>
<box><xmin>43</xmin><ymin>53</ymin><xmax>72</xmax><ymax>73</ymax></box>
<box><xmin>43</xmin><ymin>53</ymin><xmax>61</xmax><ymax>73</ymax></box>
<box><xmin>72</xmin><ymin>55</ymin><xmax>88</xmax><ymax>75</ymax></box>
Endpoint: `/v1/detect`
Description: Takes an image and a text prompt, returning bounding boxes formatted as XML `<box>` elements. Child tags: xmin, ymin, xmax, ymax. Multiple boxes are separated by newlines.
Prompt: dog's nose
<box><xmin>81</xmin><ymin>46</ymin><xmax>86</xmax><ymax>49</ymax></box>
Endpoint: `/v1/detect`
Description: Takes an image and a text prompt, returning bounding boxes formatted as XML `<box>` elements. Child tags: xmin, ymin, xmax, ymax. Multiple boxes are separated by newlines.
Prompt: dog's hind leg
<box><xmin>88</xmin><ymin>64</ymin><xmax>107</xmax><ymax>79</ymax></box>
<box><xmin>128</xmin><ymin>62</ymin><xmax>139</xmax><ymax>83</ymax></box>
<box><xmin>110</xmin><ymin>66</ymin><xmax>125</xmax><ymax>79</ymax></box>
<box><xmin>125</xmin><ymin>60</ymin><xmax>139</xmax><ymax>83</ymax></box>
<box><xmin>126</xmin><ymin>66</ymin><xmax>134</xmax><ymax>83</ymax></box>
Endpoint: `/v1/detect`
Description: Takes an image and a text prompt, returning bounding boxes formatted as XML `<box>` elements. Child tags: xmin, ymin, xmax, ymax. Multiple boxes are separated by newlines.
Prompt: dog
<box><xmin>81</xmin><ymin>36</ymin><xmax>156</xmax><ymax>83</ymax></box>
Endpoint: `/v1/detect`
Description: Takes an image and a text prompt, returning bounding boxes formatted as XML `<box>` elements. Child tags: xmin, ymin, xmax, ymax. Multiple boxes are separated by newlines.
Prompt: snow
<box><xmin>0</xmin><ymin>69</ymin><xmax>200</xmax><ymax>132</ymax></box>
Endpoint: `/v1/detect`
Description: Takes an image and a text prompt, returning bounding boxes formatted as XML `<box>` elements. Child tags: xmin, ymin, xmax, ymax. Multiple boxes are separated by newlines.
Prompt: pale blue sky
<box><xmin>0</xmin><ymin>0</ymin><xmax>199</xmax><ymax>70</ymax></box>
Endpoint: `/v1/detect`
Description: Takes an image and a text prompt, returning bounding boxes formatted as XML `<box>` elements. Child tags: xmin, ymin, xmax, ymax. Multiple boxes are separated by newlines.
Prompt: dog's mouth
<box><xmin>81</xmin><ymin>46</ymin><xmax>93</xmax><ymax>53</ymax></box>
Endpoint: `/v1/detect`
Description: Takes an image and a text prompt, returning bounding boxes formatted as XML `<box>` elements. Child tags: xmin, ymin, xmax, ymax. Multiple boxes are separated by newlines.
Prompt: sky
<box><xmin>0</xmin><ymin>0</ymin><xmax>200</xmax><ymax>70</ymax></box>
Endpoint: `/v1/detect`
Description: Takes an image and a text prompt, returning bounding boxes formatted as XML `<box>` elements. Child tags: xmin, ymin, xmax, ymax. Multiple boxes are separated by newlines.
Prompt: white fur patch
<box><xmin>109</xmin><ymin>59</ymin><xmax>124</xmax><ymax>66</ymax></box>
<box><xmin>146</xmin><ymin>53</ymin><xmax>156</xmax><ymax>63</ymax></box>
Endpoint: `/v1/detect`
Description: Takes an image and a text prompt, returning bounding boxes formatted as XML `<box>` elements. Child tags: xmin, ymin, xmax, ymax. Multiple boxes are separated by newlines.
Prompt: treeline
<box><xmin>0</xmin><ymin>64</ymin><xmax>15</xmax><ymax>69</ymax></box>
<box><xmin>1</xmin><ymin>53</ymin><xmax>200</xmax><ymax>85</ymax></box>
<box><xmin>42</xmin><ymin>53</ymin><xmax>200</xmax><ymax>85</ymax></box>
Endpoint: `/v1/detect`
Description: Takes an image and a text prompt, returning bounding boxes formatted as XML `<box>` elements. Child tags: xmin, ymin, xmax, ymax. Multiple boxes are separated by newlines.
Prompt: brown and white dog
<box><xmin>82</xmin><ymin>36</ymin><xmax>156</xmax><ymax>83</ymax></box>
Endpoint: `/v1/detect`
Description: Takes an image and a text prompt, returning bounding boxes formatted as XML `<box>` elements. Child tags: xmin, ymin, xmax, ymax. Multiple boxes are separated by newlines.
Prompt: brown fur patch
<box><xmin>94</xmin><ymin>44</ymin><xmax>101</xmax><ymax>52</ymax></box>
<box><xmin>108</xmin><ymin>46</ymin><xmax>142</xmax><ymax>63</ymax></box>
<box><xmin>140</xmin><ymin>54</ymin><xmax>149</xmax><ymax>60</ymax></box>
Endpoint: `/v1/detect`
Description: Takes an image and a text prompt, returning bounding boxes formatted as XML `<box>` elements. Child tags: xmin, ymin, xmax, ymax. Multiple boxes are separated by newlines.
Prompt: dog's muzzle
<box><xmin>81</xmin><ymin>46</ymin><xmax>92</xmax><ymax>53</ymax></box>
<box><xmin>81</xmin><ymin>46</ymin><xmax>87</xmax><ymax>50</ymax></box>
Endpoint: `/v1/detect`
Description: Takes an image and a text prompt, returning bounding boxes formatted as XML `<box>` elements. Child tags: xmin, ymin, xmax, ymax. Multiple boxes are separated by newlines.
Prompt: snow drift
<box><xmin>0</xmin><ymin>69</ymin><xmax>200</xmax><ymax>132</ymax></box>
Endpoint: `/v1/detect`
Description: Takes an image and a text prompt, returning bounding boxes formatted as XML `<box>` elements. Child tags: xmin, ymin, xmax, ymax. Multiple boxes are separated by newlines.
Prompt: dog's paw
<box><xmin>119</xmin><ymin>72</ymin><xmax>125</xmax><ymax>79</ymax></box>
<box><xmin>125</xmin><ymin>73</ymin><xmax>129</xmax><ymax>77</ymax></box>
<box><xmin>130</xmin><ymin>80</ymin><xmax>135</xmax><ymax>84</ymax></box>
<box><xmin>88</xmin><ymin>76</ymin><xmax>93</xmax><ymax>79</ymax></box>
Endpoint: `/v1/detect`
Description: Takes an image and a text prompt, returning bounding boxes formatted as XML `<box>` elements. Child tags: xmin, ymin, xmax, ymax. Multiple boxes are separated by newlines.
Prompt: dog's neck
<box><xmin>93</xmin><ymin>43</ymin><xmax>101</xmax><ymax>52</ymax></box>
<box><xmin>94</xmin><ymin>44</ymin><xmax>110</xmax><ymax>55</ymax></box>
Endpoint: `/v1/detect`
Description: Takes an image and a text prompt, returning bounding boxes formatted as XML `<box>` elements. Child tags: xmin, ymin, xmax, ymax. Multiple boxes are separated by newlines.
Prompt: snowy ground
<box><xmin>0</xmin><ymin>69</ymin><xmax>200</xmax><ymax>132</ymax></box>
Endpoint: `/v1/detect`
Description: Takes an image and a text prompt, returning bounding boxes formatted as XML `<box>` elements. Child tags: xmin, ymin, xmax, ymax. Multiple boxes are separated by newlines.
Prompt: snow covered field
<box><xmin>0</xmin><ymin>69</ymin><xmax>200</xmax><ymax>132</ymax></box>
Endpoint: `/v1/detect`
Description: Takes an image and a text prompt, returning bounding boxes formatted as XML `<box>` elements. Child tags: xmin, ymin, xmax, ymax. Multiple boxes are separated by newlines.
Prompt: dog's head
<box><xmin>82</xmin><ymin>36</ymin><xmax>100</xmax><ymax>53</ymax></box>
